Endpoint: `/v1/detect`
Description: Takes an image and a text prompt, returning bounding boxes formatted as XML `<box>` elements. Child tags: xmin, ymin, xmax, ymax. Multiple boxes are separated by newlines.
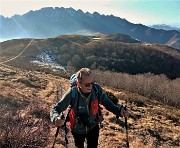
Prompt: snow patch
<box><xmin>31</xmin><ymin>52</ymin><xmax>66</xmax><ymax>72</ymax></box>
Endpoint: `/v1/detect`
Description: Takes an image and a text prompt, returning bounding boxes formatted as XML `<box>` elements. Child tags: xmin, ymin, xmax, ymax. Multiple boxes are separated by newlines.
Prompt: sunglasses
<box><xmin>82</xmin><ymin>82</ymin><xmax>94</xmax><ymax>87</ymax></box>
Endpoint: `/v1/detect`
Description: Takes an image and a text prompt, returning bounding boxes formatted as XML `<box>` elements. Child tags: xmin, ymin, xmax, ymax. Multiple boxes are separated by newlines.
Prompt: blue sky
<box><xmin>0</xmin><ymin>0</ymin><xmax>180</xmax><ymax>27</ymax></box>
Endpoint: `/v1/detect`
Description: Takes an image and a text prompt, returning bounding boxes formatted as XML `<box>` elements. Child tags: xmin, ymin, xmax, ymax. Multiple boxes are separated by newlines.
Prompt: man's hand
<box><xmin>120</xmin><ymin>106</ymin><xmax>129</xmax><ymax>118</ymax></box>
<box><xmin>54</xmin><ymin>116</ymin><xmax>64</xmax><ymax>127</ymax></box>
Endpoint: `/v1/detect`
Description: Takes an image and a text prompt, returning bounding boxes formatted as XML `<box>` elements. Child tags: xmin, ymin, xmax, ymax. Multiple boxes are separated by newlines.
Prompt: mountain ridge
<box><xmin>1</xmin><ymin>7</ymin><xmax>180</xmax><ymax>49</ymax></box>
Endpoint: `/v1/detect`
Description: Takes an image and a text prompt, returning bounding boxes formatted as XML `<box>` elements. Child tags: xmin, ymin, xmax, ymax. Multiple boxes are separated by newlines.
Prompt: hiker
<box><xmin>50</xmin><ymin>68</ymin><xmax>129</xmax><ymax>148</ymax></box>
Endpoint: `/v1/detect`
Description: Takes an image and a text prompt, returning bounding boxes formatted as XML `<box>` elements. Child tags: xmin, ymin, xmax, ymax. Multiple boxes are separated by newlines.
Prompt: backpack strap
<box><xmin>93</xmin><ymin>84</ymin><xmax>101</xmax><ymax>98</ymax></box>
<box><xmin>70</xmin><ymin>86</ymin><xmax>76</xmax><ymax>100</ymax></box>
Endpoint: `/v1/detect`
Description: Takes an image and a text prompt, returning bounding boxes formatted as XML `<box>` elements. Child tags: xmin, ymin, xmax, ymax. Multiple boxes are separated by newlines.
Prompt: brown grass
<box><xmin>0</xmin><ymin>65</ymin><xmax>179</xmax><ymax>148</ymax></box>
<box><xmin>94</xmin><ymin>70</ymin><xmax>180</xmax><ymax>108</ymax></box>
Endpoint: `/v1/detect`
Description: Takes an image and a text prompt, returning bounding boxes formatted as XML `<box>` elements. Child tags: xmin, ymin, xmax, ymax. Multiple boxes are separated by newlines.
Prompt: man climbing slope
<box><xmin>50</xmin><ymin>68</ymin><xmax>129</xmax><ymax>148</ymax></box>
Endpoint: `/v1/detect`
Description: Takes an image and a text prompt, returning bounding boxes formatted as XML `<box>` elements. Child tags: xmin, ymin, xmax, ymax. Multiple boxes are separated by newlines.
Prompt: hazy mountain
<box><xmin>150</xmin><ymin>24</ymin><xmax>180</xmax><ymax>32</ymax></box>
<box><xmin>0</xmin><ymin>7</ymin><xmax>180</xmax><ymax>49</ymax></box>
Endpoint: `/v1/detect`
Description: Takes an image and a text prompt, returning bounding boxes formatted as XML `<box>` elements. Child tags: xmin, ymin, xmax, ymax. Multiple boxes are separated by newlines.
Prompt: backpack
<box><xmin>69</xmin><ymin>74</ymin><xmax>77</xmax><ymax>87</ymax></box>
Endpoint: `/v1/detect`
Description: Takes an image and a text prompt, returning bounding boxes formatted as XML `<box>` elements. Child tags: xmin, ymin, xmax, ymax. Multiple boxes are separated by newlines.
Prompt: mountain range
<box><xmin>0</xmin><ymin>7</ymin><xmax>180</xmax><ymax>49</ymax></box>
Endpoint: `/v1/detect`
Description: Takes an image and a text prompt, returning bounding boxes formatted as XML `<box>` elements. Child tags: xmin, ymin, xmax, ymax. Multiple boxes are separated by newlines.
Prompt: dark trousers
<box><xmin>72</xmin><ymin>125</ymin><xmax>99</xmax><ymax>148</ymax></box>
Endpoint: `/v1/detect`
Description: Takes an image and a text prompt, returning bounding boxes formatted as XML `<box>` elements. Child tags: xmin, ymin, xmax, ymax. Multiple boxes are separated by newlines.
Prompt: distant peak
<box><xmin>77</xmin><ymin>9</ymin><xmax>84</xmax><ymax>13</ymax></box>
<box><xmin>93</xmin><ymin>12</ymin><xmax>100</xmax><ymax>16</ymax></box>
<box><xmin>40</xmin><ymin>7</ymin><xmax>54</xmax><ymax>10</ymax></box>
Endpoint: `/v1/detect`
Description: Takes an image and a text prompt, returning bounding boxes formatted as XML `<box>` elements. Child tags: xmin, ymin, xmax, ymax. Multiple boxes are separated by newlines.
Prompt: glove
<box><xmin>54</xmin><ymin>114</ymin><xmax>65</xmax><ymax>127</ymax></box>
<box><xmin>120</xmin><ymin>105</ymin><xmax>129</xmax><ymax>118</ymax></box>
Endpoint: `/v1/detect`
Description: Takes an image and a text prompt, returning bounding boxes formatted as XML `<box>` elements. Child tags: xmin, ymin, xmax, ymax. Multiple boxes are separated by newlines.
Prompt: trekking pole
<box><xmin>124</xmin><ymin>106</ymin><xmax>129</xmax><ymax>148</ymax></box>
<box><xmin>52</xmin><ymin>113</ymin><xmax>65</xmax><ymax>148</ymax></box>
<box><xmin>116</xmin><ymin>104</ymin><xmax>129</xmax><ymax>147</ymax></box>
<box><xmin>125</xmin><ymin>117</ymin><xmax>129</xmax><ymax>147</ymax></box>
<box><xmin>52</xmin><ymin>126</ymin><xmax>60</xmax><ymax>148</ymax></box>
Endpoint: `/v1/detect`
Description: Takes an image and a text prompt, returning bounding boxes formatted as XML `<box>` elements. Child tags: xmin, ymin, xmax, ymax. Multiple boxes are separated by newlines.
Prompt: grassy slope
<box><xmin>0</xmin><ymin>65</ymin><xmax>179</xmax><ymax>148</ymax></box>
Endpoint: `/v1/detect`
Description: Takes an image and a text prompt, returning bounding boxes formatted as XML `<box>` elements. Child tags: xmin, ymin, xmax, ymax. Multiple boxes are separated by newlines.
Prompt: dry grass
<box><xmin>0</xmin><ymin>65</ymin><xmax>179</xmax><ymax>148</ymax></box>
<box><xmin>94</xmin><ymin>70</ymin><xmax>180</xmax><ymax>108</ymax></box>
<box><xmin>0</xmin><ymin>104</ymin><xmax>51</xmax><ymax>148</ymax></box>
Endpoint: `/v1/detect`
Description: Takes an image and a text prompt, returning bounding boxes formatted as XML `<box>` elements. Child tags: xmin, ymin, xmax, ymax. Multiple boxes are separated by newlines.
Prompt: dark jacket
<box><xmin>50</xmin><ymin>84</ymin><xmax>120</xmax><ymax>134</ymax></box>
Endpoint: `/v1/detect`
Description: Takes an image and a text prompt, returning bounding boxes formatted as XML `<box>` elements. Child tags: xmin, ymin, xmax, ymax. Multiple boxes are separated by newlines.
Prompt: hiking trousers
<box><xmin>72</xmin><ymin>124</ymin><xmax>99</xmax><ymax>148</ymax></box>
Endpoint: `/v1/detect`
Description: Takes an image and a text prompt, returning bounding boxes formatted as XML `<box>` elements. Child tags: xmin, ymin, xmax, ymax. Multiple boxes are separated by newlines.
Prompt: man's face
<box><xmin>78</xmin><ymin>74</ymin><xmax>94</xmax><ymax>93</ymax></box>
